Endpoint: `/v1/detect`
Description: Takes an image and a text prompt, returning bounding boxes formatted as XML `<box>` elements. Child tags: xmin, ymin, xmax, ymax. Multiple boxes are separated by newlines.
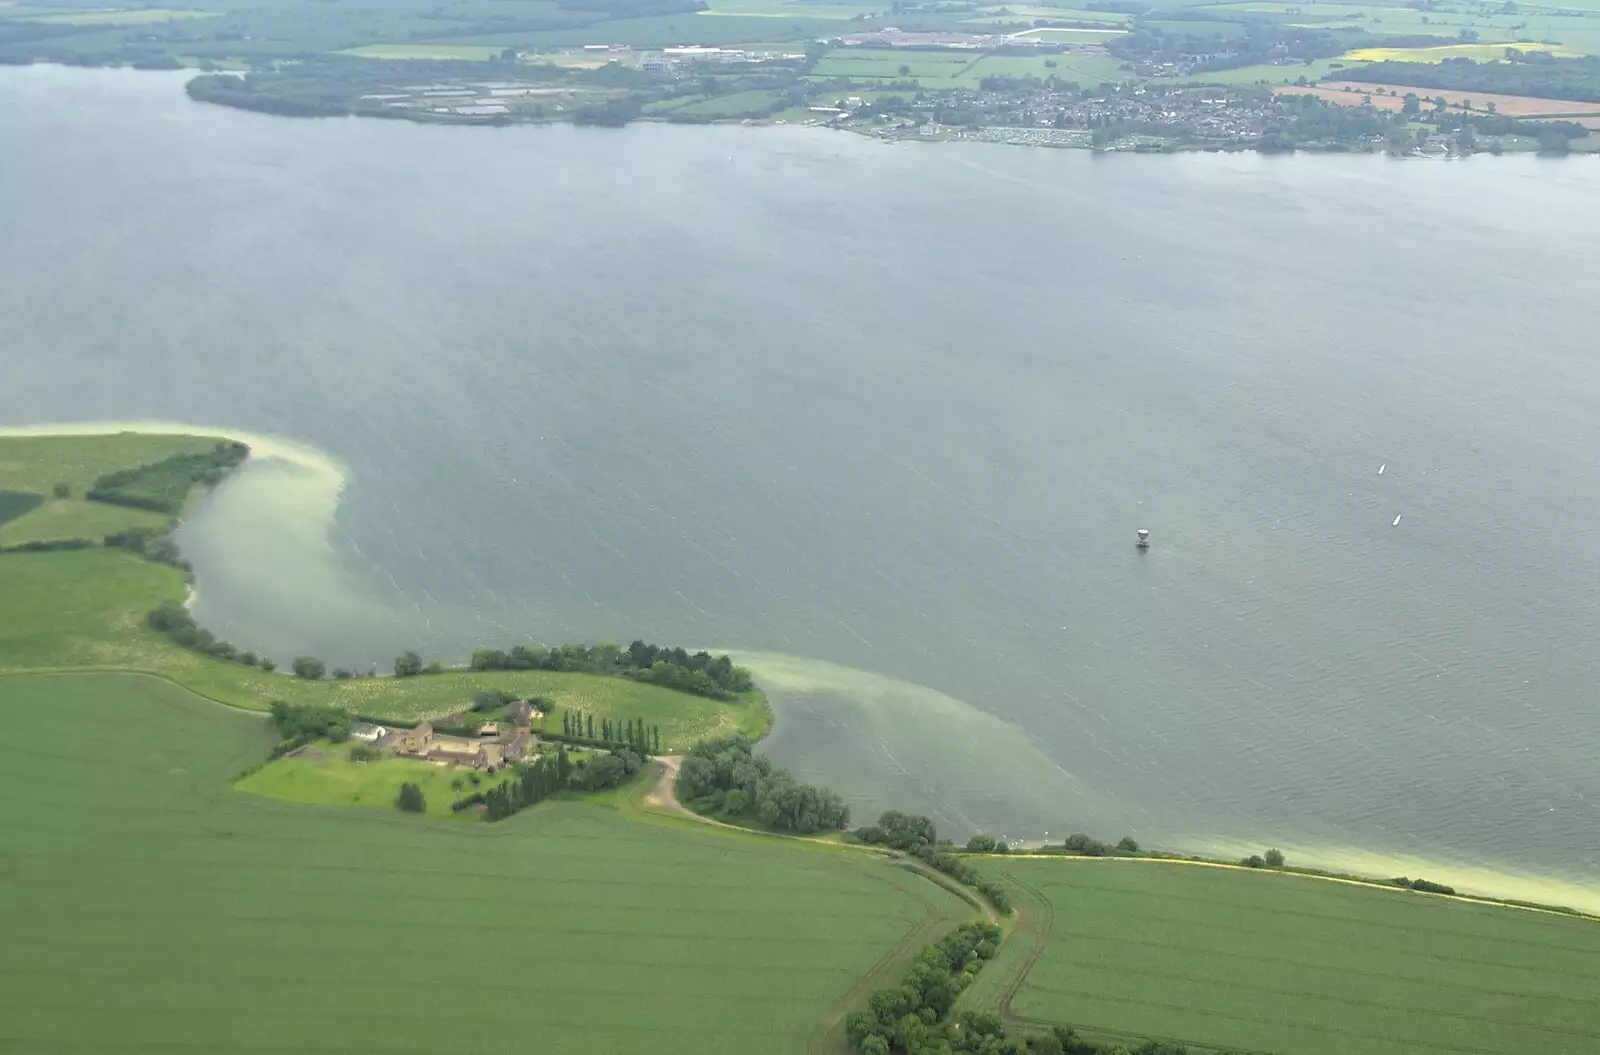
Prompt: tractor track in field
<box><xmin>995</xmin><ymin>868</ymin><xmax>1054</xmax><ymax>1026</ymax></box>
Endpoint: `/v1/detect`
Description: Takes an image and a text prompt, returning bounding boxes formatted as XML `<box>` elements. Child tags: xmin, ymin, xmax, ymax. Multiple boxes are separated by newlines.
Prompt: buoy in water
<box><xmin>1136</xmin><ymin>528</ymin><xmax>1151</xmax><ymax>549</ymax></box>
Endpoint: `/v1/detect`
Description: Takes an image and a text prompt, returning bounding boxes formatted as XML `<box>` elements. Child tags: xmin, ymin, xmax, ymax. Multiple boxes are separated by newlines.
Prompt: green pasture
<box><xmin>237</xmin><ymin>748</ymin><xmax>506</xmax><ymax>818</ymax></box>
<box><xmin>980</xmin><ymin>858</ymin><xmax>1600</xmax><ymax>1055</ymax></box>
<box><xmin>0</xmin><ymin>673</ymin><xmax>974</xmax><ymax>1054</ymax></box>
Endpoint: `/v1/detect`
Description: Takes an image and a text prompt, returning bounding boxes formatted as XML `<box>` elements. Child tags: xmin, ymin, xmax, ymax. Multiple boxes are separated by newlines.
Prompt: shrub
<box><xmin>396</xmin><ymin>783</ymin><xmax>426</xmax><ymax>813</ymax></box>
<box><xmin>1117</xmin><ymin>835</ymin><xmax>1141</xmax><ymax>853</ymax></box>
<box><xmin>1242</xmin><ymin>854</ymin><xmax>1266</xmax><ymax>868</ymax></box>
<box><xmin>1264</xmin><ymin>847</ymin><xmax>1286</xmax><ymax>868</ymax></box>
<box><xmin>348</xmin><ymin>744</ymin><xmax>383</xmax><ymax>762</ymax></box>
<box><xmin>291</xmin><ymin>656</ymin><xmax>326</xmax><ymax>680</ymax></box>
<box><xmin>52</xmin><ymin>481</ymin><xmax>70</xmax><ymax>499</ymax></box>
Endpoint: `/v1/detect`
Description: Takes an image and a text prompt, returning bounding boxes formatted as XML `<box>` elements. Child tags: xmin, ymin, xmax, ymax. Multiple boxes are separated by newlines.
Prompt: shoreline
<box><xmin>3</xmin><ymin>421</ymin><xmax>1597</xmax><ymax>916</ymax></box>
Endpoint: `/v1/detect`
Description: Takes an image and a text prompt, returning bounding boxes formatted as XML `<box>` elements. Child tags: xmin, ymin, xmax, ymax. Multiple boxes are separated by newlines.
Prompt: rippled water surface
<box><xmin>4</xmin><ymin>65</ymin><xmax>1599</xmax><ymax>906</ymax></box>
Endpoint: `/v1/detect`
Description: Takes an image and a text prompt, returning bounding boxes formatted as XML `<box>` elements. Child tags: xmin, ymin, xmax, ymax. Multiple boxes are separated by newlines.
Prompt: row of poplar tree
<box><xmin>562</xmin><ymin>710</ymin><xmax>659</xmax><ymax>753</ymax></box>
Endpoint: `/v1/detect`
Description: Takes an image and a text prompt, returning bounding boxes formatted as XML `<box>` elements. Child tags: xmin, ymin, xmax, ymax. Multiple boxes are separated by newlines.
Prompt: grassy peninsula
<box><xmin>2</xmin><ymin>429</ymin><xmax>1599</xmax><ymax>1055</ymax></box>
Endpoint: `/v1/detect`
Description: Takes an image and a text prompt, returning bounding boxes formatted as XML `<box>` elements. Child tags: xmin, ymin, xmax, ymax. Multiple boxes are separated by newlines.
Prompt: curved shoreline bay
<box><xmin>4</xmin><ymin>64</ymin><xmax>1599</xmax><ymax>912</ymax></box>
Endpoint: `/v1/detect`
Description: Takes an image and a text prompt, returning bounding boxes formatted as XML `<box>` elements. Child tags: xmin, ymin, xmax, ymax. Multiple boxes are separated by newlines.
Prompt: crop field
<box><xmin>0</xmin><ymin>673</ymin><xmax>974</xmax><ymax>1054</ymax></box>
<box><xmin>1345</xmin><ymin>41</ymin><xmax>1586</xmax><ymax>61</ymax></box>
<box><xmin>976</xmin><ymin>858</ymin><xmax>1600</xmax><ymax>1055</ymax></box>
<box><xmin>1281</xmin><ymin>81</ymin><xmax>1600</xmax><ymax>120</ymax></box>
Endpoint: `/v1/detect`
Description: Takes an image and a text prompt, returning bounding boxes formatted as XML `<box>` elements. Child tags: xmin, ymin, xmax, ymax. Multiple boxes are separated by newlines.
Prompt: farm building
<box><xmin>348</xmin><ymin>721</ymin><xmax>387</xmax><ymax>742</ymax></box>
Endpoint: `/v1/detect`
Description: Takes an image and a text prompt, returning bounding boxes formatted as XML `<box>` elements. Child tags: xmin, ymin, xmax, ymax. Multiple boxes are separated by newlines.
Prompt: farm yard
<box><xmin>0</xmin><ymin>673</ymin><xmax>975</xmax><ymax>1055</ymax></box>
<box><xmin>973</xmin><ymin>858</ymin><xmax>1600</xmax><ymax>1055</ymax></box>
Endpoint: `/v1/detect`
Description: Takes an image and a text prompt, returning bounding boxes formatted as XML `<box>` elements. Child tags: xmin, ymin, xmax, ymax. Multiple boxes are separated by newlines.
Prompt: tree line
<box><xmin>148</xmin><ymin>600</ymin><xmax>277</xmax><ymax>673</ymax></box>
<box><xmin>676</xmin><ymin>734</ymin><xmax>851</xmax><ymax>834</ymax></box>
<box><xmin>1340</xmin><ymin>54</ymin><xmax>1600</xmax><ymax>104</ymax></box>
<box><xmin>267</xmin><ymin>699</ymin><xmax>350</xmax><ymax>755</ymax></box>
<box><xmin>845</xmin><ymin>921</ymin><xmax>1004</xmax><ymax>1055</ymax></box>
<box><xmin>469</xmin><ymin>639</ymin><xmax>753</xmax><ymax>701</ymax></box>
<box><xmin>87</xmin><ymin>441</ymin><xmax>248</xmax><ymax>515</ymax></box>
<box><xmin>847</xmin><ymin>919</ymin><xmax>1226</xmax><ymax>1055</ymax></box>
<box><xmin>855</xmin><ymin>812</ymin><xmax>1013</xmax><ymax>914</ymax></box>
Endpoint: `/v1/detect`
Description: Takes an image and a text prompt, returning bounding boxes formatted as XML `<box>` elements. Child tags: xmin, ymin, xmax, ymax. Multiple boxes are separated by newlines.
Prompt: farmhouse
<box><xmin>348</xmin><ymin>721</ymin><xmax>387</xmax><ymax>742</ymax></box>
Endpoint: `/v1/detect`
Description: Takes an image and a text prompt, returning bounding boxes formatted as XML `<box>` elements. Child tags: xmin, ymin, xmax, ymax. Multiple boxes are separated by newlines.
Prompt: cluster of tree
<box><xmin>1059</xmin><ymin>832</ymin><xmax>1143</xmax><ymax>857</ymax></box>
<box><xmin>676</xmin><ymin>734</ymin><xmax>851</xmax><ymax>834</ymax></box>
<box><xmin>568</xmin><ymin>747</ymin><xmax>644</xmax><ymax>791</ymax></box>
<box><xmin>1240</xmin><ymin>848</ymin><xmax>1286</xmax><ymax>869</ymax></box>
<box><xmin>844</xmin><ymin>921</ymin><xmax>1003</xmax><ymax>1055</ymax></box>
<box><xmin>560</xmin><ymin>710</ymin><xmax>659</xmax><ymax>752</ymax></box>
<box><xmin>147</xmin><ymin>600</ymin><xmax>276</xmax><ymax>671</ymax></box>
<box><xmin>348</xmin><ymin>743</ymin><xmax>384</xmax><ymax>762</ymax></box>
<box><xmin>1340</xmin><ymin>54</ymin><xmax>1600</xmax><ymax>104</ymax></box>
<box><xmin>1259</xmin><ymin>91</ymin><xmax>1398</xmax><ymax>151</ymax></box>
<box><xmin>964</xmin><ymin>834</ymin><xmax>1010</xmax><ymax>854</ymax></box>
<box><xmin>87</xmin><ymin>441</ymin><xmax>248</xmax><ymax>515</ymax></box>
<box><xmin>1110</xmin><ymin>22</ymin><xmax>1352</xmax><ymax>71</ymax></box>
<box><xmin>476</xmin><ymin>745</ymin><xmax>645</xmax><ymax>820</ymax></box>
<box><xmin>397</xmin><ymin>782</ymin><xmax>427</xmax><ymax>813</ymax></box>
<box><xmin>481</xmin><ymin>747</ymin><xmax>571</xmax><ymax>820</ymax></box>
<box><xmin>855</xmin><ymin>812</ymin><xmax>1012</xmax><ymax>914</ymax></box>
<box><xmin>1394</xmin><ymin>876</ymin><xmax>1457</xmax><ymax>895</ymax></box>
<box><xmin>469</xmin><ymin>639</ymin><xmax>752</xmax><ymax>701</ymax></box>
<box><xmin>268</xmin><ymin>699</ymin><xmax>350</xmax><ymax>748</ymax></box>
<box><xmin>105</xmin><ymin>525</ymin><xmax>186</xmax><ymax>568</ymax></box>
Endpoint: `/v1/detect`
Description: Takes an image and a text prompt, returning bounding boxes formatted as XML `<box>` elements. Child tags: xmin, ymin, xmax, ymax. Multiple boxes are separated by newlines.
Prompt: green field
<box><xmin>0</xmin><ymin>672</ymin><xmax>975</xmax><ymax>1054</ymax></box>
<box><xmin>0</xmin><ymin>434</ymin><xmax>215</xmax><ymax>545</ymax></box>
<box><xmin>975</xmin><ymin>858</ymin><xmax>1600</xmax><ymax>1055</ymax></box>
<box><xmin>238</xmin><ymin>748</ymin><xmax>506</xmax><ymax>818</ymax></box>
